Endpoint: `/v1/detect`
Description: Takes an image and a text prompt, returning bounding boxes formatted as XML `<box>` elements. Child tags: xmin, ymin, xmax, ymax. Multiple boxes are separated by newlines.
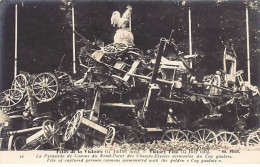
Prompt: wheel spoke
<box><xmin>192</xmin><ymin>135</ymin><xmax>200</xmax><ymax>141</ymax></box>
<box><xmin>35</xmin><ymin>89</ymin><xmax>44</xmax><ymax>95</ymax></box>
<box><xmin>175</xmin><ymin>131</ymin><xmax>180</xmax><ymax>140</ymax></box>
<box><xmin>178</xmin><ymin>135</ymin><xmax>185</xmax><ymax>141</ymax></box>
<box><xmin>205</xmin><ymin>132</ymin><xmax>211</xmax><ymax>140</ymax></box>
<box><xmin>207</xmin><ymin>137</ymin><xmax>215</xmax><ymax>142</ymax></box>
<box><xmin>227</xmin><ymin>134</ymin><xmax>232</xmax><ymax>143</ymax></box>
<box><xmin>202</xmin><ymin>129</ymin><xmax>206</xmax><ymax>140</ymax></box>
<box><xmin>47</xmin><ymin>79</ymin><xmax>55</xmax><ymax>86</ymax></box>
<box><xmin>10</xmin><ymin>98</ymin><xmax>16</xmax><ymax>105</ymax></box>
<box><xmin>165</xmin><ymin>134</ymin><xmax>172</xmax><ymax>141</ymax></box>
<box><xmin>230</xmin><ymin>139</ymin><xmax>237</xmax><ymax>144</ymax></box>
<box><xmin>256</xmin><ymin>134</ymin><xmax>260</xmax><ymax>142</ymax></box>
<box><xmin>250</xmin><ymin>137</ymin><xmax>259</xmax><ymax>144</ymax></box>
<box><xmin>219</xmin><ymin>134</ymin><xmax>225</xmax><ymax>142</ymax></box>
<box><xmin>197</xmin><ymin>132</ymin><xmax>203</xmax><ymax>141</ymax></box>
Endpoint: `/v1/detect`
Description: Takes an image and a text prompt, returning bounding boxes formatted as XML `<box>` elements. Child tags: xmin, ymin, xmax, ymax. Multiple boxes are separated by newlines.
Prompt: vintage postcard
<box><xmin>0</xmin><ymin>0</ymin><xmax>259</xmax><ymax>164</ymax></box>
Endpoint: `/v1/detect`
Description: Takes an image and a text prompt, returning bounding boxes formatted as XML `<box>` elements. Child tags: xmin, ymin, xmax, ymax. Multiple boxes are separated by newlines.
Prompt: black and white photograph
<box><xmin>0</xmin><ymin>0</ymin><xmax>259</xmax><ymax>164</ymax></box>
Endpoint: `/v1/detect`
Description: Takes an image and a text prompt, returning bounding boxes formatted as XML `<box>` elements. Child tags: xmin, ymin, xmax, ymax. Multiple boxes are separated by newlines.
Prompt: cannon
<box><xmin>7</xmin><ymin>119</ymin><xmax>64</xmax><ymax>150</ymax></box>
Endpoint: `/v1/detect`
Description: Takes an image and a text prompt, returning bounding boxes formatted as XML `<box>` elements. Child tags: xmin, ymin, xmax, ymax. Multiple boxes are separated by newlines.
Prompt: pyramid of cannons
<box><xmin>1</xmin><ymin>8</ymin><xmax>260</xmax><ymax>150</ymax></box>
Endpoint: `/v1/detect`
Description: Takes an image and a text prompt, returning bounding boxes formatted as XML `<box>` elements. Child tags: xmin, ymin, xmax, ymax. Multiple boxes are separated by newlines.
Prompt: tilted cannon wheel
<box><xmin>104</xmin><ymin>126</ymin><xmax>116</xmax><ymax>146</ymax></box>
<box><xmin>13</xmin><ymin>135</ymin><xmax>43</xmax><ymax>151</ymax></box>
<box><xmin>246</xmin><ymin>130</ymin><xmax>260</xmax><ymax>147</ymax></box>
<box><xmin>43</xmin><ymin>120</ymin><xmax>63</xmax><ymax>148</ymax></box>
<box><xmin>11</xmin><ymin>74</ymin><xmax>27</xmax><ymax>93</ymax></box>
<box><xmin>32</xmin><ymin>73</ymin><xmax>59</xmax><ymax>102</ymax></box>
<box><xmin>64</xmin><ymin>110</ymin><xmax>83</xmax><ymax>141</ymax></box>
<box><xmin>217</xmin><ymin>131</ymin><xmax>240</xmax><ymax>145</ymax></box>
<box><xmin>103</xmin><ymin>43</ymin><xmax>128</xmax><ymax>54</ymax></box>
<box><xmin>161</xmin><ymin>129</ymin><xmax>188</xmax><ymax>143</ymax></box>
<box><xmin>190</xmin><ymin>129</ymin><xmax>218</xmax><ymax>144</ymax></box>
<box><xmin>13</xmin><ymin>136</ymin><xmax>27</xmax><ymax>150</ymax></box>
<box><xmin>0</xmin><ymin>89</ymin><xmax>23</xmax><ymax>108</ymax></box>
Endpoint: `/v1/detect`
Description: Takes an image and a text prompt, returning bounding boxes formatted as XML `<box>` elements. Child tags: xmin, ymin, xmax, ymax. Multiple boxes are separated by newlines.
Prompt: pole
<box><xmin>188</xmin><ymin>7</ymin><xmax>192</xmax><ymax>56</ymax></box>
<box><xmin>14</xmin><ymin>4</ymin><xmax>18</xmax><ymax>78</ymax></box>
<box><xmin>188</xmin><ymin>7</ymin><xmax>192</xmax><ymax>68</ymax></box>
<box><xmin>72</xmin><ymin>4</ymin><xmax>76</xmax><ymax>74</ymax></box>
<box><xmin>246</xmin><ymin>6</ymin><xmax>251</xmax><ymax>84</ymax></box>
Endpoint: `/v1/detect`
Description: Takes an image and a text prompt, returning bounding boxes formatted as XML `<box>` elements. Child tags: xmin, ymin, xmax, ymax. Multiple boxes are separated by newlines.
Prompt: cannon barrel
<box><xmin>151</xmin><ymin>38</ymin><xmax>166</xmax><ymax>83</ymax></box>
<box><xmin>7</xmin><ymin>126</ymin><xmax>42</xmax><ymax>135</ymax></box>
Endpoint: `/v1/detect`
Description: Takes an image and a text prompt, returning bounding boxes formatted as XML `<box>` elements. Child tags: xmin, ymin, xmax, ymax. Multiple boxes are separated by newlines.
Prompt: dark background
<box><xmin>0</xmin><ymin>0</ymin><xmax>259</xmax><ymax>91</ymax></box>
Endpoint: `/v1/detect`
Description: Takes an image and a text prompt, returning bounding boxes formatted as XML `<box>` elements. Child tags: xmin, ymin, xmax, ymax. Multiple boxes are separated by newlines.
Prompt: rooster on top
<box><xmin>111</xmin><ymin>5</ymin><xmax>135</xmax><ymax>46</ymax></box>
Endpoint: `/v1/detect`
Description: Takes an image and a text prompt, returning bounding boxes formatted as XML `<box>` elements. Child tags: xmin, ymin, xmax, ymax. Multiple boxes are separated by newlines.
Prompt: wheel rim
<box><xmin>32</xmin><ymin>73</ymin><xmax>58</xmax><ymax>102</ymax></box>
<box><xmin>103</xmin><ymin>43</ymin><xmax>128</xmax><ymax>54</ymax></box>
<box><xmin>113</xmin><ymin>128</ymin><xmax>145</xmax><ymax>145</ymax></box>
<box><xmin>246</xmin><ymin>130</ymin><xmax>260</xmax><ymax>147</ymax></box>
<box><xmin>190</xmin><ymin>129</ymin><xmax>218</xmax><ymax>144</ymax></box>
<box><xmin>182</xmin><ymin>130</ymin><xmax>193</xmax><ymax>141</ymax></box>
<box><xmin>64</xmin><ymin>110</ymin><xmax>83</xmax><ymax>141</ymax></box>
<box><xmin>161</xmin><ymin>129</ymin><xmax>188</xmax><ymax>143</ymax></box>
<box><xmin>217</xmin><ymin>131</ymin><xmax>240</xmax><ymax>145</ymax></box>
<box><xmin>11</xmin><ymin>74</ymin><xmax>27</xmax><ymax>93</ymax></box>
<box><xmin>43</xmin><ymin>120</ymin><xmax>62</xmax><ymax>148</ymax></box>
<box><xmin>13</xmin><ymin>136</ymin><xmax>27</xmax><ymax>150</ymax></box>
<box><xmin>0</xmin><ymin>89</ymin><xmax>23</xmax><ymax>108</ymax></box>
<box><xmin>104</xmin><ymin>126</ymin><xmax>115</xmax><ymax>146</ymax></box>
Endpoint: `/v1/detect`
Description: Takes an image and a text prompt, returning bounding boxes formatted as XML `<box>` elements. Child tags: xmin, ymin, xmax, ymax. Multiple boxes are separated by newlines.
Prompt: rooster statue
<box><xmin>111</xmin><ymin>5</ymin><xmax>134</xmax><ymax>46</ymax></box>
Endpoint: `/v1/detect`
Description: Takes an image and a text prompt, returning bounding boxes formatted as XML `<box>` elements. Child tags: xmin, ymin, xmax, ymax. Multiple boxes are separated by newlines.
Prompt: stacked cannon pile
<box><xmin>1</xmin><ymin>4</ymin><xmax>260</xmax><ymax>149</ymax></box>
<box><xmin>0</xmin><ymin>29</ymin><xmax>259</xmax><ymax>150</ymax></box>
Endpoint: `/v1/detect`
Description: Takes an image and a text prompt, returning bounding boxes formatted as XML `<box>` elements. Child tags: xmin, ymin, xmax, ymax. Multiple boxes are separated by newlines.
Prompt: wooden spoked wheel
<box><xmin>246</xmin><ymin>130</ymin><xmax>260</xmax><ymax>147</ymax></box>
<box><xmin>104</xmin><ymin>126</ymin><xmax>116</xmax><ymax>146</ymax></box>
<box><xmin>64</xmin><ymin>110</ymin><xmax>83</xmax><ymax>141</ymax></box>
<box><xmin>0</xmin><ymin>89</ymin><xmax>23</xmax><ymax>108</ymax></box>
<box><xmin>103</xmin><ymin>43</ymin><xmax>128</xmax><ymax>54</ymax></box>
<box><xmin>161</xmin><ymin>129</ymin><xmax>188</xmax><ymax>143</ymax></box>
<box><xmin>190</xmin><ymin>129</ymin><xmax>218</xmax><ymax>144</ymax></box>
<box><xmin>217</xmin><ymin>131</ymin><xmax>240</xmax><ymax>145</ymax></box>
<box><xmin>32</xmin><ymin>73</ymin><xmax>59</xmax><ymax>102</ymax></box>
<box><xmin>13</xmin><ymin>136</ymin><xmax>27</xmax><ymax>150</ymax></box>
<box><xmin>113</xmin><ymin>127</ymin><xmax>145</xmax><ymax>145</ymax></box>
<box><xmin>43</xmin><ymin>120</ymin><xmax>62</xmax><ymax>148</ymax></box>
<box><xmin>11</xmin><ymin>74</ymin><xmax>27</xmax><ymax>93</ymax></box>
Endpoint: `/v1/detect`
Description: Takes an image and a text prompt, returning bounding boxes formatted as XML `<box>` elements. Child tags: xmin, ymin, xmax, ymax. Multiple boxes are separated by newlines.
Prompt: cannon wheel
<box><xmin>104</xmin><ymin>126</ymin><xmax>116</xmax><ymax>146</ymax></box>
<box><xmin>246</xmin><ymin>130</ymin><xmax>260</xmax><ymax>147</ymax></box>
<box><xmin>103</xmin><ymin>43</ymin><xmax>128</xmax><ymax>54</ymax></box>
<box><xmin>13</xmin><ymin>136</ymin><xmax>27</xmax><ymax>150</ymax></box>
<box><xmin>217</xmin><ymin>131</ymin><xmax>240</xmax><ymax>145</ymax></box>
<box><xmin>32</xmin><ymin>73</ymin><xmax>59</xmax><ymax>102</ymax></box>
<box><xmin>11</xmin><ymin>74</ymin><xmax>27</xmax><ymax>93</ymax></box>
<box><xmin>64</xmin><ymin>110</ymin><xmax>83</xmax><ymax>141</ymax></box>
<box><xmin>190</xmin><ymin>129</ymin><xmax>218</xmax><ymax>144</ymax></box>
<box><xmin>43</xmin><ymin>120</ymin><xmax>62</xmax><ymax>148</ymax></box>
<box><xmin>0</xmin><ymin>89</ymin><xmax>23</xmax><ymax>108</ymax></box>
<box><xmin>161</xmin><ymin>129</ymin><xmax>188</xmax><ymax>143</ymax></box>
<box><xmin>113</xmin><ymin>127</ymin><xmax>145</xmax><ymax>145</ymax></box>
